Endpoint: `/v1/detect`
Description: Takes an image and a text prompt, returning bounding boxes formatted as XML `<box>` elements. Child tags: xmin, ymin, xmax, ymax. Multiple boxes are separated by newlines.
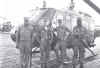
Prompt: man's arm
<box><xmin>31</xmin><ymin>28</ymin><xmax>36</xmax><ymax>43</ymax></box>
<box><xmin>80</xmin><ymin>27</ymin><xmax>89</xmax><ymax>36</ymax></box>
<box><xmin>16</xmin><ymin>27</ymin><xmax>20</xmax><ymax>48</ymax></box>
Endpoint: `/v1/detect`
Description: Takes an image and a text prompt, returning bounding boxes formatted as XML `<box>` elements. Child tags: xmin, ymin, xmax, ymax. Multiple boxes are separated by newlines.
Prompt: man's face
<box><xmin>24</xmin><ymin>19</ymin><xmax>29</xmax><ymax>26</ymax></box>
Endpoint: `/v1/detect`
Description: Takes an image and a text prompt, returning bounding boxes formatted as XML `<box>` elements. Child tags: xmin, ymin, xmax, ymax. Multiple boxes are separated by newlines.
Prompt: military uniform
<box><xmin>55</xmin><ymin>25</ymin><xmax>70</xmax><ymax>63</ymax></box>
<box><xmin>16</xmin><ymin>25</ymin><xmax>33</xmax><ymax>68</ymax></box>
<box><xmin>72</xmin><ymin>23</ymin><xmax>88</xmax><ymax>68</ymax></box>
<box><xmin>40</xmin><ymin>25</ymin><xmax>53</xmax><ymax>68</ymax></box>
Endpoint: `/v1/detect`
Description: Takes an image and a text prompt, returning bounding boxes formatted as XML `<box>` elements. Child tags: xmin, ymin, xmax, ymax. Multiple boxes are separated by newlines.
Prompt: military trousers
<box><xmin>40</xmin><ymin>39</ymin><xmax>51</xmax><ymax>68</ymax></box>
<box><xmin>19</xmin><ymin>41</ymin><xmax>32</xmax><ymax>68</ymax></box>
<box><xmin>55</xmin><ymin>40</ymin><xmax>67</xmax><ymax>63</ymax></box>
<box><xmin>72</xmin><ymin>39</ymin><xmax>85</xmax><ymax>68</ymax></box>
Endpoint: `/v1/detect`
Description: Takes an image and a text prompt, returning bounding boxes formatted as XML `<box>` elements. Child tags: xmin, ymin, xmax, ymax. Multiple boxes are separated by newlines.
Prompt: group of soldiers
<box><xmin>15</xmin><ymin>17</ymin><xmax>95</xmax><ymax>68</ymax></box>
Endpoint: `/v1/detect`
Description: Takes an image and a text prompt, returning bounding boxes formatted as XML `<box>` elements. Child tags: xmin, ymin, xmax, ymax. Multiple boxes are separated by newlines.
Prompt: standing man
<box><xmin>40</xmin><ymin>20</ymin><xmax>53</xmax><ymax>68</ymax></box>
<box><xmin>16</xmin><ymin>17</ymin><xmax>33</xmax><ymax>68</ymax></box>
<box><xmin>55</xmin><ymin>19</ymin><xmax>70</xmax><ymax>63</ymax></box>
<box><xmin>72</xmin><ymin>17</ymin><xmax>88</xmax><ymax>68</ymax></box>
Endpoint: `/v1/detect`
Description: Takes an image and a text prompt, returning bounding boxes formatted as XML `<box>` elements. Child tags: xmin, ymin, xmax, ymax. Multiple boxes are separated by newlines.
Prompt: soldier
<box><xmin>72</xmin><ymin>17</ymin><xmax>88</xmax><ymax>68</ymax></box>
<box><xmin>54</xmin><ymin>19</ymin><xmax>70</xmax><ymax>64</ymax></box>
<box><xmin>16</xmin><ymin>17</ymin><xmax>33</xmax><ymax>68</ymax></box>
<box><xmin>40</xmin><ymin>19</ymin><xmax>53</xmax><ymax>68</ymax></box>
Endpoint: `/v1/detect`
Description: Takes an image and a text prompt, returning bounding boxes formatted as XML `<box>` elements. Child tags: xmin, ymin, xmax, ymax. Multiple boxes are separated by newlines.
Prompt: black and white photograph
<box><xmin>0</xmin><ymin>0</ymin><xmax>100</xmax><ymax>68</ymax></box>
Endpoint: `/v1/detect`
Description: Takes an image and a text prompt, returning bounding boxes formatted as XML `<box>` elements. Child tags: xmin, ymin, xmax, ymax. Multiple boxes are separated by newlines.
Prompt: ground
<box><xmin>0</xmin><ymin>32</ymin><xmax>100</xmax><ymax>68</ymax></box>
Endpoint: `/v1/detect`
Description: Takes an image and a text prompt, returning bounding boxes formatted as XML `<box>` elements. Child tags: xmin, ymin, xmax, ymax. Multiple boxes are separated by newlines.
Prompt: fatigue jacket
<box><xmin>16</xmin><ymin>25</ymin><xmax>33</xmax><ymax>50</ymax></box>
<box><xmin>73</xmin><ymin>26</ymin><xmax>88</xmax><ymax>39</ymax></box>
<box><xmin>56</xmin><ymin>25</ymin><xmax>70</xmax><ymax>40</ymax></box>
<box><xmin>41</xmin><ymin>27</ymin><xmax>53</xmax><ymax>41</ymax></box>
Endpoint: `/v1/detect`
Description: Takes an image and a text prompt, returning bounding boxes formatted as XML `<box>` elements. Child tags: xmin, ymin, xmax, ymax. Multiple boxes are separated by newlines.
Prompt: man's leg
<box><xmin>27</xmin><ymin>52</ymin><xmax>32</xmax><ymax>68</ymax></box>
<box><xmin>60</xmin><ymin>41</ymin><xmax>67</xmax><ymax>63</ymax></box>
<box><xmin>25</xmin><ymin>54</ymin><xmax>28</xmax><ymax>68</ymax></box>
<box><xmin>20</xmin><ymin>49</ymin><xmax>26</xmax><ymax>68</ymax></box>
<box><xmin>79</xmin><ymin>47</ymin><xmax>85</xmax><ymax>68</ymax></box>
<box><xmin>40</xmin><ymin>41</ymin><xmax>47</xmax><ymax>68</ymax></box>
<box><xmin>40</xmin><ymin>50</ymin><xmax>46</xmax><ymax>68</ymax></box>
<box><xmin>45</xmin><ymin>42</ymin><xmax>51</xmax><ymax>68</ymax></box>
<box><xmin>72</xmin><ymin>46</ymin><xmax>78</xmax><ymax>68</ymax></box>
<box><xmin>55</xmin><ymin>42</ymin><xmax>61</xmax><ymax>62</ymax></box>
<box><xmin>20</xmin><ymin>52</ymin><xmax>24</xmax><ymax>68</ymax></box>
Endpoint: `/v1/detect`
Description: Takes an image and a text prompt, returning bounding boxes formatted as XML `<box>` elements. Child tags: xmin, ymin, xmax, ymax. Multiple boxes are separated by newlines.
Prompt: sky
<box><xmin>0</xmin><ymin>0</ymin><xmax>100</xmax><ymax>26</ymax></box>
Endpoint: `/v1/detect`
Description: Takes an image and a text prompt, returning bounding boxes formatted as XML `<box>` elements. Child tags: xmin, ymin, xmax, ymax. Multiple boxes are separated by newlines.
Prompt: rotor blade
<box><xmin>84</xmin><ymin>0</ymin><xmax>100</xmax><ymax>14</ymax></box>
